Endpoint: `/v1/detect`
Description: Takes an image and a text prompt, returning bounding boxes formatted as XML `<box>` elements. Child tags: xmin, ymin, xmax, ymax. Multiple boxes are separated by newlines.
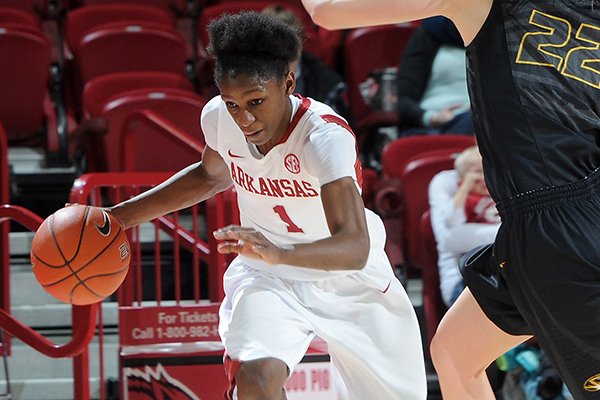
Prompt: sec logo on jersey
<box><xmin>284</xmin><ymin>154</ymin><xmax>301</xmax><ymax>174</ymax></box>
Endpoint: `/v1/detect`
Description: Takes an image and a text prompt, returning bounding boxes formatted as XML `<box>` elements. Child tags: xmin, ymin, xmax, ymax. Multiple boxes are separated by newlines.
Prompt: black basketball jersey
<box><xmin>466</xmin><ymin>0</ymin><xmax>600</xmax><ymax>201</ymax></box>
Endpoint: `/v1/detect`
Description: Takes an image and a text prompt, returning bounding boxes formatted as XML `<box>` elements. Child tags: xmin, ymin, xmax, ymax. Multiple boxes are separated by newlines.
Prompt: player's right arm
<box><xmin>108</xmin><ymin>145</ymin><xmax>232</xmax><ymax>230</ymax></box>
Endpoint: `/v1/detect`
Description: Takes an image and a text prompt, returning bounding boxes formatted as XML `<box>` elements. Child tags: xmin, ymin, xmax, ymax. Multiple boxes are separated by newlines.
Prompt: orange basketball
<box><xmin>30</xmin><ymin>204</ymin><xmax>131</xmax><ymax>305</ymax></box>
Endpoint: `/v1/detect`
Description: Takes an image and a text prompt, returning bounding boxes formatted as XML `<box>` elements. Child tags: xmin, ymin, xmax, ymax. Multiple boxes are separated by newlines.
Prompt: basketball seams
<box><xmin>41</xmin><ymin>226</ymin><xmax>126</xmax><ymax>287</ymax></box>
<box><xmin>33</xmin><ymin>206</ymin><xmax>93</xmax><ymax>268</ymax></box>
<box><xmin>70</xmin><ymin>264</ymin><xmax>130</xmax><ymax>303</ymax></box>
<box><xmin>31</xmin><ymin>204</ymin><xmax>131</xmax><ymax>305</ymax></box>
<box><xmin>41</xmin><ymin>206</ymin><xmax>91</xmax><ymax>288</ymax></box>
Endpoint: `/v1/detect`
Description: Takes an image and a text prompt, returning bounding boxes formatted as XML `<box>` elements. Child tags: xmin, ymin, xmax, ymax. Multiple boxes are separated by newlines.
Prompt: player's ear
<box><xmin>284</xmin><ymin>70</ymin><xmax>296</xmax><ymax>95</ymax></box>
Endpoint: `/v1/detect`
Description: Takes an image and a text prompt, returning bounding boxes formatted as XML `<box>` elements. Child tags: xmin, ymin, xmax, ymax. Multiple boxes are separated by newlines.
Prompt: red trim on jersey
<box><xmin>277</xmin><ymin>95</ymin><xmax>311</xmax><ymax>145</ymax></box>
<box><xmin>224</xmin><ymin>355</ymin><xmax>241</xmax><ymax>400</ymax></box>
<box><xmin>320</xmin><ymin>114</ymin><xmax>363</xmax><ymax>189</ymax></box>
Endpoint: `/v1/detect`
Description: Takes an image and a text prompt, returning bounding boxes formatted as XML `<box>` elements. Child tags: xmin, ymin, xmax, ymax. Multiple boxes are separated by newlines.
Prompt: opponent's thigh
<box><xmin>430</xmin><ymin>288</ymin><xmax>531</xmax><ymax>399</ymax></box>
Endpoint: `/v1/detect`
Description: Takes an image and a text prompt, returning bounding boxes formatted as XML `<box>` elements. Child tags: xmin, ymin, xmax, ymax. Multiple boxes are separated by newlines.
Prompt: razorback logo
<box><xmin>125</xmin><ymin>364</ymin><xmax>200</xmax><ymax>400</ymax></box>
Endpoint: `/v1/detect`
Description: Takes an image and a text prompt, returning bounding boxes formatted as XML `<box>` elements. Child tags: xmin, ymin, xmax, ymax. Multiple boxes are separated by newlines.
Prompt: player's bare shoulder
<box><xmin>446</xmin><ymin>0</ymin><xmax>494</xmax><ymax>45</ymax></box>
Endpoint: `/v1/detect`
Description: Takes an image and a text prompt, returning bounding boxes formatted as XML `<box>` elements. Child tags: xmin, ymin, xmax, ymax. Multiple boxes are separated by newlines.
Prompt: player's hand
<box><xmin>461</xmin><ymin>170</ymin><xmax>489</xmax><ymax>196</ymax></box>
<box><xmin>429</xmin><ymin>104</ymin><xmax>463</xmax><ymax>127</ymax></box>
<box><xmin>461</xmin><ymin>170</ymin><xmax>484</xmax><ymax>190</ymax></box>
<box><xmin>213</xmin><ymin>225</ymin><xmax>285</xmax><ymax>264</ymax></box>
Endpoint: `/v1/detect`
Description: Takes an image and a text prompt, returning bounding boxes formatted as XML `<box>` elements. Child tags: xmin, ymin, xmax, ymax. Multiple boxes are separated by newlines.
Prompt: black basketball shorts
<box><xmin>461</xmin><ymin>170</ymin><xmax>600</xmax><ymax>399</ymax></box>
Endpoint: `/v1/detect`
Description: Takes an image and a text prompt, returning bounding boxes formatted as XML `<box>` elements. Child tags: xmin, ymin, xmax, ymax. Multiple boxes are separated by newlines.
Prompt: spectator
<box><xmin>429</xmin><ymin>146</ymin><xmax>499</xmax><ymax>306</ymax></box>
<box><xmin>396</xmin><ymin>16</ymin><xmax>473</xmax><ymax>136</ymax></box>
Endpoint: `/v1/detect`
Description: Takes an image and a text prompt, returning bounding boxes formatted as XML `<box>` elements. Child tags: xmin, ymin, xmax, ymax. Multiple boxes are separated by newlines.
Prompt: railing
<box><xmin>1</xmin><ymin>104</ymin><xmax>234</xmax><ymax>398</ymax></box>
<box><xmin>1</xmin><ymin>123</ymin><xmax>9</xmax><ymax>334</ymax></box>
<box><xmin>70</xmin><ymin>172</ymin><xmax>237</xmax><ymax>399</ymax></box>
<box><xmin>0</xmin><ymin>204</ymin><xmax>99</xmax><ymax>399</ymax></box>
<box><xmin>120</xmin><ymin>109</ymin><xmax>205</xmax><ymax>173</ymax></box>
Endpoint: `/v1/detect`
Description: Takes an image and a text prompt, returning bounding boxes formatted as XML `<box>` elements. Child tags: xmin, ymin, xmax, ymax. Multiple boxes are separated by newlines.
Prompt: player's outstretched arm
<box><xmin>301</xmin><ymin>0</ymin><xmax>450</xmax><ymax>29</ymax></box>
<box><xmin>301</xmin><ymin>0</ymin><xmax>492</xmax><ymax>45</ymax></box>
<box><xmin>214</xmin><ymin>176</ymin><xmax>371</xmax><ymax>271</ymax></box>
<box><xmin>108</xmin><ymin>146</ymin><xmax>232</xmax><ymax>230</ymax></box>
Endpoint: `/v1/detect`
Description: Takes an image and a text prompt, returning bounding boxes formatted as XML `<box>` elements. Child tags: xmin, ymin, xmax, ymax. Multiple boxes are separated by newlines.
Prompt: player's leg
<box><xmin>430</xmin><ymin>287</ymin><xmax>532</xmax><ymax>399</ymax></box>
<box><xmin>313</xmin><ymin>268</ymin><xmax>427</xmax><ymax>400</ymax></box>
<box><xmin>219</xmin><ymin>261</ymin><xmax>315</xmax><ymax>400</ymax></box>
<box><xmin>234</xmin><ymin>358</ymin><xmax>289</xmax><ymax>400</ymax></box>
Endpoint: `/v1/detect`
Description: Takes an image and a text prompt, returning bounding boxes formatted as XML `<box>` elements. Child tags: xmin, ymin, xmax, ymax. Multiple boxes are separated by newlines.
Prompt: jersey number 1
<box><xmin>273</xmin><ymin>205</ymin><xmax>304</xmax><ymax>233</ymax></box>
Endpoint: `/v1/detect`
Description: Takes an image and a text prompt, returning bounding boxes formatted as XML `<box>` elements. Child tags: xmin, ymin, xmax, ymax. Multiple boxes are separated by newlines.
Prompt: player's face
<box><xmin>219</xmin><ymin>72</ymin><xmax>295</xmax><ymax>154</ymax></box>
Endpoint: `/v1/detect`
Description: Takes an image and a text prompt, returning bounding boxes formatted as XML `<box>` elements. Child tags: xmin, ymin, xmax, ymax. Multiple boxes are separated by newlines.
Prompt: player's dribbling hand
<box><xmin>213</xmin><ymin>225</ymin><xmax>284</xmax><ymax>264</ymax></box>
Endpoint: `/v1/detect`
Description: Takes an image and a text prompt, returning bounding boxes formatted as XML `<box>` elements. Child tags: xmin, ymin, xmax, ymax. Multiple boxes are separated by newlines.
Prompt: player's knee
<box><xmin>236</xmin><ymin>358</ymin><xmax>288</xmax><ymax>400</ymax></box>
<box><xmin>430</xmin><ymin>331</ymin><xmax>453</xmax><ymax>374</ymax></box>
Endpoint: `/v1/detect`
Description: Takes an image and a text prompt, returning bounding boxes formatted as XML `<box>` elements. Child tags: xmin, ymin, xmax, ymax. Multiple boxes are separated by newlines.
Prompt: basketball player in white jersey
<box><xmin>108</xmin><ymin>11</ymin><xmax>426</xmax><ymax>400</ymax></box>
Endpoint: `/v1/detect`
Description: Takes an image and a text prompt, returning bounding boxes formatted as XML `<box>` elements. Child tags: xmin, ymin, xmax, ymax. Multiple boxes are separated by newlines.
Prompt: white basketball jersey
<box><xmin>201</xmin><ymin>94</ymin><xmax>389</xmax><ymax>280</ymax></box>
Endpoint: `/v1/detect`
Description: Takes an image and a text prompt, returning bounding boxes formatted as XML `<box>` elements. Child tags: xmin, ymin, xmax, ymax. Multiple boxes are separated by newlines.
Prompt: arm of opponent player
<box><xmin>214</xmin><ymin>175</ymin><xmax>370</xmax><ymax>271</ymax></box>
<box><xmin>300</xmin><ymin>0</ymin><xmax>492</xmax><ymax>46</ymax></box>
<box><xmin>108</xmin><ymin>146</ymin><xmax>232</xmax><ymax>230</ymax></box>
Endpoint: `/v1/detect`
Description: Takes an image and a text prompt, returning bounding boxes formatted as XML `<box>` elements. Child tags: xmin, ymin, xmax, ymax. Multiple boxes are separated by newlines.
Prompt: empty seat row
<box><xmin>0</xmin><ymin>0</ymin><xmax>424</xmax><ymax>176</ymax></box>
<box><xmin>0</xmin><ymin>23</ymin><xmax>54</xmax><ymax>147</ymax></box>
<box><xmin>82</xmin><ymin>71</ymin><xmax>206</xmax><ymax>172</ymax></box>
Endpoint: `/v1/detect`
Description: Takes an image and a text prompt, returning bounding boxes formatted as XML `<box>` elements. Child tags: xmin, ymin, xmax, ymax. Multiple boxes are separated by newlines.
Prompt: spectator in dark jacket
<box><xmin>396</xmin><ymin>16</ymin><xmax>474</xmax><ymax>136</ymax></box>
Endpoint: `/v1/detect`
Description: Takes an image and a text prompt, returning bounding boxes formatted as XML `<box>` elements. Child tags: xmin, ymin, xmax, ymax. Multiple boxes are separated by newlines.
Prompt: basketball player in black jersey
<box><xmin>301</xmin><ymin>0</ymin><xmax>600</xmax><ymax>398</ymax></box>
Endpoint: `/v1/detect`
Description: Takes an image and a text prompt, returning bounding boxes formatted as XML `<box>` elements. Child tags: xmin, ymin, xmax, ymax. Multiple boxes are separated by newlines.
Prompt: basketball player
<box><xmin>108</xmin><ymin>11</ymin><xmax>426</xmax><ymax>400</ymax></box>
<box><xmin>299</xmin><ymin>0</ymin><xmax>600</xmax><ymax>399</ymax></box>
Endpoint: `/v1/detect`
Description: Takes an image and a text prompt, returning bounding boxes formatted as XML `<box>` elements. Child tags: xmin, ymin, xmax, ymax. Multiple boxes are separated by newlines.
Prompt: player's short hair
<box><xmin>207</xmin><ymin>11</ymin><xmax>301</xmax><ymax>84</ymax></box>
<box><xmin>454</xmin><ymin>146</ymin><xmax>482</xmax><ymax>179</ymax></box>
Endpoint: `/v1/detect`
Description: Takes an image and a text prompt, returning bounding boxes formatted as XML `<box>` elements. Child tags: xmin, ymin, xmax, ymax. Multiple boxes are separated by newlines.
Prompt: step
<box><xmin>7</xmin><ymin>336</ymin><xmax>119</xmax><ymax>380</ymax></box>
<box><xmin>10</xmin><ymin>302</ymin><xmax>118</xmax><ymax>330</ymax></box>
<box><xmin>9</xmin><ymin>222</ymin><xmax>180</xmax><ymax>259</ymax></box>
<box><xmin>3</xmin><ymin>377</ymin><xmax>104</xmax><ymax>400</ymax></box>
<box><xmin>8</xmin><ymin>233</ymin><xmax>34</xmax><ymax>260</ymax></box>
<box><xmin>10</xmin><ymin>265</ymin><xmax>64</xmax><ymax>307</ymax></box>
<box><xmin>2</xmin><ymin>335</ymin><xmax>119</xmax><ymax>400</ymax></box>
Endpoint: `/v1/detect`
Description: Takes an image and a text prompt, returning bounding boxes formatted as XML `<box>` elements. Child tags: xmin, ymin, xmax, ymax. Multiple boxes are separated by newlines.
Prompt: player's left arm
<box><xmin>301</xmin><ymin>0</ymin><xmax>493</xmax><ymax>46</ymax></box>
<box><xmin>301</xmin><ymin>0</ymin><xmax>450</xmax><ymax>29</ymax></box>
<box><xmin>213</xmin><ymin>176</ymin><xmax>370</xmax><ymax>270</ymax></box>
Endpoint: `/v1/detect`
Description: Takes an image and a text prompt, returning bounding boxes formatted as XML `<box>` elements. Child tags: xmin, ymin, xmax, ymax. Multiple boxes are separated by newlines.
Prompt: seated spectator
<box><xmin>428</xmin><ymin>146</ymin><xmax>500</xmax><ymax>306</ymax></box>
<box><xmin>262</xmin><ymin>5</ymin><xmax>353</xmax><ymax>123</ymax></box>
<box><xmin>396</xmin><ymin>16</ymin><xmax>473</xmax><ymax>136</ymax></box>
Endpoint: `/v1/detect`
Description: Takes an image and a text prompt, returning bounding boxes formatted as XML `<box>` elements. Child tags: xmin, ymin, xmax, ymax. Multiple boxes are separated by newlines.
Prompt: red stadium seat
<box><xmin>397</xmin><ymin>150</ymin><xmax>460</xmax><ymax>272</ymax></box>
<box><xmin>85</xmin><ymin>87</ymin><xmax>207</xmax><ymax>172</ymax></box>
<box><xmin>419</xmin><ymin>209</ymin><xmax>448</xmax><ymax>345</ymax></box>
<box><xmin>343</xmin><ymin>23</ymin><xmax>417</xmax><ymax>124</ymax></box>
<box><xmin>0</xmin><ymin>6</ymin><xmax>41</xmax><ymax>30</ymax></box>
<box><xmin>82</xmin><ymin>71</ymin><xmax>194</xmax><ymax>118</ymax></box>
<box><xmin>377</xmin><ymin>135</ymin><xmax>474</xmax><ymax>279</ymax></box>
<box><xmin>381</xmin><ymin>134</ymin><xmax>475</xmax><ymax>177</ymax></box>
<box><xmin>0</xmin><ymin>0</ymin><xmax>46</xmax><ymax>14</ymax></box>
<box><xmin>0</xmin><ymin>0</ymin><xmax>72</xmax><ymax>18</ymax></box>
<box><xmin>76</xmin><ymin>0</ymin><xmax>189</xmax><ymax>14</ymax></box>
<box><xmin>0</xmin><ymin>27</ymin><xmax>53</xmax><ymax>144</ymax></box>
<box><xmin>198</xmin><ymin>1</ymin><xmax>317</xmax><ymax>50</ymax></box>
<box><xmin>64</xmin><ymin>3</ymin><xmax>174</xmax><ymax>55</ymax></box>
<box><xmin>72</xmin><ymin>21</ymin><xmax>187</xmax><ymax>97</ymax></box>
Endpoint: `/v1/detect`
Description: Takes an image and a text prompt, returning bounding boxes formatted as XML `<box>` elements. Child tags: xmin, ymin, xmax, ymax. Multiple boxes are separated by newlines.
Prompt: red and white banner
<box><xmin>122</xmin><ymin>354</ymin><xmax>335</xmax><ymax>399</ymax></box>
<box><xmin>119</xmin><ymin>304</ymin><xmax>221</xmax><ymax>346</ymax></box>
